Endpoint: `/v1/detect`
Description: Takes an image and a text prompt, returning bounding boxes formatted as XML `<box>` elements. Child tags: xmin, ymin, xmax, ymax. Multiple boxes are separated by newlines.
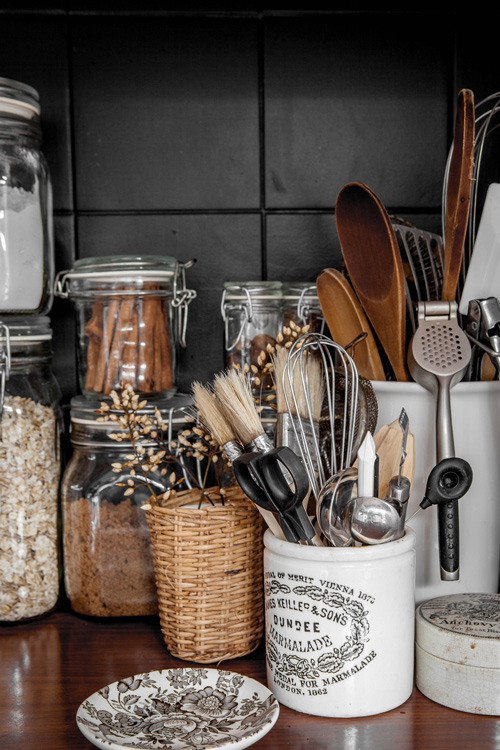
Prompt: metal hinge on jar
<box><xmin>171</xmin><ymin>259</ymin><xmax>197</xmax><ymax>349</ymax></box>
<box><xmin>0</xmin><ymin>322</ymin><xmax>11</xmax><ymax>420</ymax></box>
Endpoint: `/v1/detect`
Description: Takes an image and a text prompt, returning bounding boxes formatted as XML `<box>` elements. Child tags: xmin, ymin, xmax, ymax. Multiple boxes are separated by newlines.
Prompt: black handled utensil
<box><xmin>407</xmin><ymin>457</ymin><xmax>473</xmax><ymax>524</ymax></box>
<box><xmin>408</xmin><ymin>300</ymin><xmax>471</xmax><ymax>581</ymax></box>
<box><xmin>232</xmin><ymin>446</ymin><xmax>317</xmax><ymax>545</ymax></box>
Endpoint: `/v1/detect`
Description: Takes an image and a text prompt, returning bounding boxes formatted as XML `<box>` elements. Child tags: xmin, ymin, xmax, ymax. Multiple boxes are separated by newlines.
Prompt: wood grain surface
<box><xmin>1</xmin><ymin>606</ymin><xmax>499</xmax><ymax>749</ymax></box>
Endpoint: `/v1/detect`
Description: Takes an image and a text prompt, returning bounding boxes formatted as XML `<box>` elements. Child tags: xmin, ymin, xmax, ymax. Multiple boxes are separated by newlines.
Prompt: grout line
<box><xmin>257</xmin><ymin>13</ymin><xmax>267</xmax><ymax>280</ymax></box>
<box><xmin>65</xmin><ymin>13</ymin><xmax>79</xmax><ymax>263</ymax></box>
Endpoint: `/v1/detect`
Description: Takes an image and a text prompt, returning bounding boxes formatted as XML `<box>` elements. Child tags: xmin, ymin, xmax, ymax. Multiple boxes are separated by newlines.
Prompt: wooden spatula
<box><xmin>336</xmin><ymin>182</ymin><xmax>409</xmax><ymax>381</ymax></box>
<box><xmin>442</xmin><ymin>89</ymin><xmax>475</xmax><ymax>302</ymax></box>
<box><xmin>316</xmin><ymin>268</ymin><xmax>386</xmax><ymax>381</ymax></box>
<box><xmin>371</xmin><ymin>419</ymin><xmax>415</xmax><ymax>499</ymax></box>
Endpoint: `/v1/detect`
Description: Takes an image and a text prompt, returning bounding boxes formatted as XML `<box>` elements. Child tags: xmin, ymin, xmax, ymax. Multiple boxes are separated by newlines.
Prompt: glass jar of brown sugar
<box><xmin>61</xmin><ymin>392</ymin><xmax>195</xmax><ymax>618</ymax></box>
<box><xmin>54</xmin><ymin>255</ymin><xmax>196</xmax><ymax>400</ymax></box>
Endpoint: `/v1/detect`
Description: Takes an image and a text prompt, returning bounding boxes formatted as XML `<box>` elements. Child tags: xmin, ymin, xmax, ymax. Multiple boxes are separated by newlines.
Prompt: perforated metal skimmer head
<box><xmin>408</xmin><ymin>302</ymin><xmax>471</xmax><ymax>391</ymax></box>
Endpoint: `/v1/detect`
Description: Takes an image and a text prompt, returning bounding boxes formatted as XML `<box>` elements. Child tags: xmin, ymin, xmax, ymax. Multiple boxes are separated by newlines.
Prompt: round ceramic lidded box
<box><xmin>264</xmin><ymin>528</ymin><xmax>416</xmax><ymax>718</ymax></box>
<box><xmin>416</xmin><ymin>593</ymin><xmax>500</xmax><ymax>715</ymax></box>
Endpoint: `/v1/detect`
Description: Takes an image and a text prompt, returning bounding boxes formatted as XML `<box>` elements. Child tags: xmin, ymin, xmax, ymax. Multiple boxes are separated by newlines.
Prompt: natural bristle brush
<box><xmin>407</xmin><ymin>300</ymin><xmax>472</xmax><ymax>581</ymax></box>
<box><xmin>192</xmin><ymin>377</ymin><xmax>285</xmax><ymax>540</ymax></box>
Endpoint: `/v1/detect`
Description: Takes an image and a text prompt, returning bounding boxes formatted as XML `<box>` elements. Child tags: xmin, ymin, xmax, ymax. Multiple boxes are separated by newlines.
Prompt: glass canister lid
<box><xmin>0</xmin><ymin>316</ymin><xmax>53</xmax><ymax>419</ymax></box>
<box><xmin>69</xmin><ymin>391</ymin><xmax>194</xmax><ymax>445</ymax></box>
<box><xmin>0</xmin><ymin>76</ymin><xmax>40</xmax><ymax>119</ymax></box>
<box><xmin>0</xmin><ymin>315</ymin><xmax>52</xmax><ymax>377</ymax></box>
<box><xmin>222</xmin><ymin>280</ymin><xmax>283</xmax><ymax>303</ymax></box>
<box><xmin>55</xmin><ymin>255</ymin><xmax>196</xmax><ymax>296</ymax></box>
<box><xmin>0</xmin><ymin>314</ymin><xmax>52</xmax><ymax>337</ymax></box>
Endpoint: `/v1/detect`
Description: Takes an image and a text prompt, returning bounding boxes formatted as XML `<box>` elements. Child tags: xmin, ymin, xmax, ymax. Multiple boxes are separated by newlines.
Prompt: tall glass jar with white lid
<box><xmin>0</xmin><ymin>316</ymin><xmax>61</xmax><ymax>622</ymax></box>
<box><xmin>0</xmin><ymin>77</ymin><xmax>54</xmax><ymax>314</ymax></box>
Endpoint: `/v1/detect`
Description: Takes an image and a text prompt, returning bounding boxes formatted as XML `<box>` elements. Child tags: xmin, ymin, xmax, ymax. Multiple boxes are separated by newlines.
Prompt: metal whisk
<box><xmin>281</xmin><ymin>332</ymin><xmax>360</xmax><ymax>502</ymax></box>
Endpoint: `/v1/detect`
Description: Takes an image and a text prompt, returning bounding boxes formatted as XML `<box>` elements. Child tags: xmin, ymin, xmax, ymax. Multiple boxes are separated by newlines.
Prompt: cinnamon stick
<box><xmin>137</xmin><ymin>295</ymin><xmax>156</xmax><ymax>393</ymax></box>
<box><xmin>119</xmin><ymin>304</ymin><xmax>139</xmax><ymax>388</ymax></box>
<box><xmin>92</xmin><ymin>298</ymin><xmax>120</xmax><ymax>394</ymax></box>
<box><xmin>84</xmin><ymin>301</ymin><xmax>104</xmax><ymax>392</ymax></box>
<box><xmin>104</xmin><ymin>296</ymin><xmax>137</xmax><ymax>394</ymax></box>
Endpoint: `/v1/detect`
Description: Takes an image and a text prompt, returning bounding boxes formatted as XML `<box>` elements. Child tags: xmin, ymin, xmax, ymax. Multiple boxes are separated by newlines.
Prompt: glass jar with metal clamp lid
<box><xmin>0</xmin><ymin>77</ymin><xmax>54</xmax><ymax>314</ymax></box>
<box><xmin>0</xmin><ymin>316</ymin><xmax>62</xmax><ymax>622</ymax></box>
<box><xmin>282</xmin><ymin>282</ymin><xmax>325</xmax><ymax>336</ymax></box>
<box><xmin>54</xmin><ymin>255</ymin><xmax>196</xmax><ymax>400</ymax></box>
<box><xmin>60</xmin><ymin>392</ymin><xmax>201</xmax><ymax>618</ymax></box>
<box><xmin>221</xmin><ymin>281</ymin><xmax>283</xmax><ymax>393</ymax></box>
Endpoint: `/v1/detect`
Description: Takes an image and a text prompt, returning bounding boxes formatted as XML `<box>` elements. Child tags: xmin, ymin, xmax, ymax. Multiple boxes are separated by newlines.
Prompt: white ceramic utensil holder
<box><xmin>263</xmin><ymin>528</ymin><xmax>416</xmax><ymax>718</ymax></box>
<box><xmin>372</xmin><ymin>381</ymin><xmax>500</xmax><ymax>604</ymax></box>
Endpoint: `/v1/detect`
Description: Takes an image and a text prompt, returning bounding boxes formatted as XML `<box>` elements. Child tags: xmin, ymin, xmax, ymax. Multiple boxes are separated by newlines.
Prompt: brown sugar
<box><xmin>63</xmin><ymin>495</ymin><xmax>158</xmax><ymax>617</ymax></box>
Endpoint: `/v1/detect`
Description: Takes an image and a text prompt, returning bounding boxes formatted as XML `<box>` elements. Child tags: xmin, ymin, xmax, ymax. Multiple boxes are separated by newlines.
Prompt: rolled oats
<box><xmin>0</xmin><ymin>395</ymin><xmax>60</xmax><ymax>621</ymax></box>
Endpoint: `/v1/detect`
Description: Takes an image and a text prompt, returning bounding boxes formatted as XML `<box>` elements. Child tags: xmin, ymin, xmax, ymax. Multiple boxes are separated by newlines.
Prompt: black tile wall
<box><xmin>71</xmin><ymin>15</ymin><xmax>260</xmax><ymax>211</ymax></box>
<box><xmin>264</xmin><ymin>13</ymin><xmax>450</xmax><ymax>210</ymax></box>
<box><xmin>0</xmin><ymin>7</ymin><xmax>497</xmax><ymax>407</ymax></box>
<box><xmin>76</xmin><ymin>213</ymin><xmax>262</xmax><ymax>388</ymax></box>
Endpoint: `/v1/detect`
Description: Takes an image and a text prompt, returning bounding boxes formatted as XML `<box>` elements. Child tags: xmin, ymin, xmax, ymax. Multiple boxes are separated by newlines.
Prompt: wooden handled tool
<box><xmin>316</xmin><ymin>268</ymin><xmax>386</xmax><ymax>381</ymax></box>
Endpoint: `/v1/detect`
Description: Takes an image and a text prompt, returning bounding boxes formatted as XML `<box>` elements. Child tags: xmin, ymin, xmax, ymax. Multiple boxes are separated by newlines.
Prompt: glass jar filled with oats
<box><xmin>0</xmin><ymin>316</ymin><xmax>62</xmax><ymax>622</ymax></box>
<box><xmin>61</xmin><ymin>392</ymin><xmax>198</xmax><ymax>617</ymax></box>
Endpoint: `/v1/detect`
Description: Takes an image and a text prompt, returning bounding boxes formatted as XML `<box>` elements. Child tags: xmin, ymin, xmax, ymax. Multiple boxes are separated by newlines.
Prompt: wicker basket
<box><xmin>144</xmin><ymin>486</ymin><xmax>264</xmax><ymax>664</ymax></box>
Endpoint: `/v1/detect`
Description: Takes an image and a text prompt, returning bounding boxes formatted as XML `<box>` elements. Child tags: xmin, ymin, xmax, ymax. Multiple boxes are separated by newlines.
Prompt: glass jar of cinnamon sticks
<box><xmin>55</xmin><ymin>255</ymin><xmax>196</xmax><ymax>399</ymax></box>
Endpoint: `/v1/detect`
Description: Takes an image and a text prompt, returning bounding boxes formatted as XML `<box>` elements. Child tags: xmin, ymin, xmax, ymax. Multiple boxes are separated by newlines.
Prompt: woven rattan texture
<box><xmin>146</xmin><ymin>486</ymin><xmax>264</xmax><ymax>663</ymax></box>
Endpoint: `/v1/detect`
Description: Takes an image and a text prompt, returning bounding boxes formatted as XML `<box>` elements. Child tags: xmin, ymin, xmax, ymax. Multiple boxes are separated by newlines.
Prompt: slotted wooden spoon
<box><xmin>316</xmin><ymin>268</ymin><xmax>386</xmax><ymax>381</ymax></box>
<box><xmin>442</xmin><ymin>88</ymin><xmax>475</xmax><ymax>301</ymax></box>
<box><xmin>336</xmin><ymin>182</ymin><xmax>409</xmax><ymax>381</ymax></box>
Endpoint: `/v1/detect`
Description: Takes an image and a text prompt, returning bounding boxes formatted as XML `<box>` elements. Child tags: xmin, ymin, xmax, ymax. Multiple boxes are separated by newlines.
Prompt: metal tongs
<box><xmin>464</xmin><ymin>297</ymin><xmax>500</xmax><ymax>380</ymax></box>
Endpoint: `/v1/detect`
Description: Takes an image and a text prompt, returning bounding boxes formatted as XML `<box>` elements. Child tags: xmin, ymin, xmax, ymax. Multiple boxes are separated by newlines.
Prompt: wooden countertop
<box><xmin>1</xmin><ymin>606</ymin><xmax>499</xmax><ymax>749</ymax></box>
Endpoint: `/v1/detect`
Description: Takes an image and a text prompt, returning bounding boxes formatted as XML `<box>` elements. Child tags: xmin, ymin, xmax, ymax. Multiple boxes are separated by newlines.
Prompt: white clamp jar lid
<box><xmin>415</xmin><ymin>593</ymin><xmax>500</xmax><ymax>714</ymax></box>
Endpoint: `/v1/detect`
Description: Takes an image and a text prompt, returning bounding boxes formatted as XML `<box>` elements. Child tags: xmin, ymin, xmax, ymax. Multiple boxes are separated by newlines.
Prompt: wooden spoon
<box><xmin>336</xmin><ymin>182</ymin><xmax>409</xmax><ymax>381</ymax></box>
<box><xmin>442</xmin><ymin>88</ymin><xmax>475</xmax><ymax>301</ymax></box>
<box><xmin>316</xmin><ymin>268</ymin><xmax>386</xmax><ymax>381</ymax></box>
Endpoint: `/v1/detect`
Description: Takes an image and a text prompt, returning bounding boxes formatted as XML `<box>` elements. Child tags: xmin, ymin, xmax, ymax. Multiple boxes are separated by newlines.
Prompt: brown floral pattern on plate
<box><xmin>76</xmin><ymin>668</ymin><xmax>279</xmax><ymax>750</ymax></box>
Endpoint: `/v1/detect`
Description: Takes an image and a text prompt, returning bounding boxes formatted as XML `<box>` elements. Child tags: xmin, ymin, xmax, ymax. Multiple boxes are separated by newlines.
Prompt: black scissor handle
<box><xmin>257</xmin><ymin>446</ymin><xmax>310</xmax><ymax>508</ymax></box>
<box><xmin>258</xmin><ymin>447</ymin><xmax>315</xmax><ymax>544</ymax></box>
<box><xmin>232</xmin><ymin>451</ymin><xmax>301</xmax><ymax>543</ymax></box>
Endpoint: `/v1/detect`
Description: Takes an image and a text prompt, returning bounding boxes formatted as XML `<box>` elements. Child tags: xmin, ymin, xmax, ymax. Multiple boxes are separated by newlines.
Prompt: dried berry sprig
<box><xmin>232</xmin><ymin>320</ymin><xmax>311</xmax><ymax>411</ymax></box>
<box><xmin>96</xmin><ymin>382</ymin><xmax>230</xmax><ymax>506</ymax></box>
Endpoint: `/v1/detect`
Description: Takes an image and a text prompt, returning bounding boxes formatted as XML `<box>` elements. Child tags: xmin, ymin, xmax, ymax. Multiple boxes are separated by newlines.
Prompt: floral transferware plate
<box><xmin>76</xmin><ymin>667</ymin><xmax>279</xmax><ymax>750</ymax></box>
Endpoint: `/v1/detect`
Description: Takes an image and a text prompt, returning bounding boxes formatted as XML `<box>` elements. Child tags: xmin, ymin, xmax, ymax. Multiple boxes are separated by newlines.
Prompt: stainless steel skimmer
<box><xmin>407</xmin><ymin>300</ymin><xmax>471</xmax><ymax>581</ymax></box>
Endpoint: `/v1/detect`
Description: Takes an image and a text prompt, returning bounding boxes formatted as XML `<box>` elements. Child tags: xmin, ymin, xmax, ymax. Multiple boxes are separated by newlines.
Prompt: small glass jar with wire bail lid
<box><xmin>0</xmin><ymin>77</ymin><xmax>54</xmax><ymax>315</ymax></box>
<box><xmin>221</xmin><ymin>281</ymin><xmax>283</xmax><ymax>393</ymax></box>
<box><xmin>282</xmin><ymin>282</ymin><xmax>325</xmax><ymax>336</ymax></box>
<box><xmin>60</xmin><ymin>391</ymin><xmax>202</xmax><ymax>618</ymax></box>
<box><xmin>0</xmin><ymin>316</ymin><xmax>62</xmax><ymax>622</ymax></box>
<box><xmin>54</xmin><ymin>255</ymin><xmax>196</xmax><ymax>400</ymax></box>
